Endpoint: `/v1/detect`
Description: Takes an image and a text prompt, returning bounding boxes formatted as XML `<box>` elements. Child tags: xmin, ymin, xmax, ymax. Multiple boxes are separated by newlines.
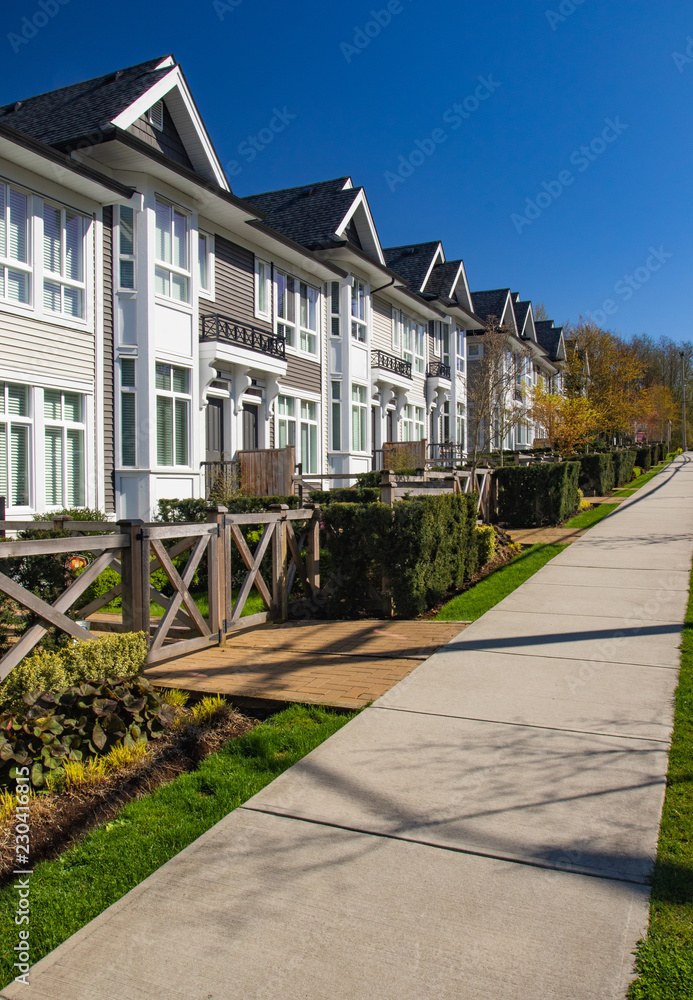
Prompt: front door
<box><xmin>243</xmin><ymin>404</ymin><xmax>259</xmax><ymax>450</ymax></box>
<box><xmin>206</xmin><ymin>398</ymin><xmax>224</xmax><ymax>463</ymax></box>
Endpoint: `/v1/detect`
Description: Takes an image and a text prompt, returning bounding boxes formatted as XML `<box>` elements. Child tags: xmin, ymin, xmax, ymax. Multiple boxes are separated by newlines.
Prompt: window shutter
<box><xmin>9</xmin><ymin>190</ymin><xmax>27</xmax><ymax>263</ymax></box>
<box><xmin>155</xmin><ymin>201</ymin><xmax>171</xmax><ymax>263</ymax></box>
<box><xmin>43</xmin><ymin>204</ymin><xmax>61</xmax><ymax>274</ymax></box>
<box><xmin>66</xmin><ymin>429</ymin><xmax>84</xmax><ymax>506</ymax></box>
<box><xmin>174</xmin><ymin>400</ymin><xmax>188</xmax><ymax>465</ymax></box>
<box><xmin>45</xmin><ymin>427</ymin><xmax>62</xmax><ymax>505</ymax></box>
<box><xmin>121</xmin><ymin>393</ymin><xmax>136</xmax><ymax>466</ymax></box>
<box><xmin>11</xmin><ymin>424</ymin><xmax>28</xmax><ymax>506</ymax></box>
<box><xmin>156</xmin><ymin>396</ymin><xmax>173</xmax><ymax>465</ymax></box>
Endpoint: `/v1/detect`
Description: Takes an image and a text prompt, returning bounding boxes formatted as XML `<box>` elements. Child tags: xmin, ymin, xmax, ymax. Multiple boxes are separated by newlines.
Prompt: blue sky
<box><xmin>1</xmin><ymin>0</ymin><xmax>691</xmax><ymax>340</ymax></box>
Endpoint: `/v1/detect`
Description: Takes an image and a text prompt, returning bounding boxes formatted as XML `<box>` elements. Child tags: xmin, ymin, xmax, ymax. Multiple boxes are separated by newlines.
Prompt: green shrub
<box><xmin>157</xmin><ymin>495</ymin><xmax>300</xmax><ymax>522</ymax></box>
<box><xmin>635</xmin><ymin>446</ymin><xmax>652</xmax><ymax>472</ymax></box>
<box><xmin>579</xmin><ymin>453</ymin><xmax>615</xmax><ymax>496</ymax></box>
<box><xmin>494</xmin><ymin>462</ymin><xmax>580</xmax><ymax>528</ymax></box>
<box><xmin>475</xmin><ymin>525</ymin><xmax>497</xmax><ymax>566</ymax></box>
<box><xmin>0</xmin><ymin>675</ymin><xmax>173</xmax><ymax>788</ymax></box>
<box><xmin>0</xmin><ymin>632</ymin><xmax>148</xmax><ymax>714</ymax></box>
<box><xmin>355</xmin><ymin>471</ymin><xmax>382</xmax><ymax>488</ymax></box>
<box><xmin>321</xmin><ymin>494</ymin><xmax>479</xmax><ymax>618</ymax></box>
<box><xmin>613</xmin><ymin>449</ymin><xmax>637</xmax><ymax>487</ymax></box>
<box><xmin>308</xmin><ymin>488</ymin><xmax>380</xmax><ymax>505</ymax></box>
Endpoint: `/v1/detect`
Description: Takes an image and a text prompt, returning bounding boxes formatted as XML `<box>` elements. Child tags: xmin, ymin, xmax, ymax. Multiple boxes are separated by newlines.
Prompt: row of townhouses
<box><xmin>0</xmin><ymin>56</ymin><xmax>568</xmax><ymax>521</ymax></box>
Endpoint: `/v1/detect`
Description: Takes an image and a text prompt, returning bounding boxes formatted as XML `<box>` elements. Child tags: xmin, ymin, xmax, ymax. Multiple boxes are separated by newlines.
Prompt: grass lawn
<box><xmin>0</xmin><ymin>704</ymin><xmax>356</xmax><ymax>988</ymax></box>
<box><xmin>435</xmin><ymin>544</ymin><xmax>568</xmax><ymax>622</ymax></box>
<box><xmin>628</xmin><ymin>562</ymin><xmax>693</xmax><ymax>999</ymax></box>
<box><xmin>614</xmin><ymin>463</ymin><xmax>669</xmax><ymax>497</ymax></box>
<box><xmin>564</xmin><ymin>503</ymin><xmax>620</xmax><ymax>530</ymax></box>
<box><xmin>101</xmin><ymin>589</ymin><xmax>267</xmax><ymax>619</ymax></box>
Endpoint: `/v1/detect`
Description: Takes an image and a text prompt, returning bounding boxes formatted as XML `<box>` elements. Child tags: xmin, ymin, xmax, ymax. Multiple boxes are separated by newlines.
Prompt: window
<box><xmin>392</xmin><ymin>308</ymin><xmax>401</xmax><ymax>351</ymax></box>
<box><xmin>154</xmin><ymin>198</ymin><xmax>190</xmax><ymax>304</ymax></box>
<box><xmin>44</xmin><ymin>389</ymin><xmax>85</xmax><ymax>507</ymax></box>
<box><xmin>0</xmin><ymin>183</ymin><xmax>30</xmax><ymax>306</ymax></box>
<box><xmin>441</xmin><ymin>324</ymin><xmax>450</xmax><ymax>367</ymax></box>
<box><xmin>43</xmin><ymin>203</ymin><xmax>85</xmax><ymax>318</ymax></box>
<box><xmin>299</xmin><ymin>282</ymin><xmax>318</xmax><ymax>354</ymax></box>
<box><xmin>456</xmin><ymin>403</ymin><xmax>465</xmax><ymax>446</ymax></box>
<box><xmin>155</xmin><ymin>363</ymin><xmax>190</xmax><ymax>466</ymax></box>
<box><xmin>403</xmin><ymin>316</ymin><xmax>425</xmax><ymax>374</ymax></box>
<box><xmin>331</xmin><ymin>381</ymin><xmax>341</xmax><ymax>451</ymax></box>
<box><xmin>275</xmin><ymin>271</ymin><xmax>296</xmax><ymax>347</ymax></box>
<box><xmin>149</xmin><ymin>101</ymin><xmax>164</xmax><ymax>131</ymax></box>
<box><xmin>118</xmin><ymin>206</ymin><xmax>135</xmax><ymax>290</ymax></box>
<box><xmin>468</xmin><ymin>343</ymin><xmax>482</xmax><ymax>358</ymax></box>
<box><xmin>198</xmin><ymin>232</ymin><xmax>213</xmax><ymax>297</ymax></box>
<box><xmin>255</xmin><ymin>258</ymin><xmax>271</xmax><ymax>319</ymax></box>
<box><xmin>351</xmin><ymin>384</ymin><xmax>368</xmax><ymax>452</ymax></box>
<box><xmin>441</xmin><ymin>401</ymin><xmax>450</xmax><ymax>442</ymax></box>
<box><xmin>402</xmin><ymin>404</ymin><xmax>425</xmax><ymax>442</ymax></box>
<box><xmin>351</xmin><ymin>278</ymin><xmax>367</xmax><ymax>342</ymax></box>
<box><xmin>120</xmin><ymin>358</ymin><xmax>136</xmax><ymax>467</ymax></box>
<box><xmin>0</xmin><ymin>382</ymin><xmax>30</xmax><ymax>507</ymax></box>
<box><xmin>277</xmin><ymin>395</ymin><xmax>296</xmax><ymax>448</ymax></box>
<box><xmin>300</xmin><ymin>400</ymin><xmax>318</xmax><ymax>473</ymax></box>
<box><xmin>328</xmin><ymin>281</ymin><xmax>341</xmax><ymax>337</ymax></box>
<box><xmin>275</xmin><ymin>272</ymin><xmax>319</xmax><ymax>355</ymax></box>
<box><xmin>456</xmin><ymin>328</ymin><xmax>466</xmax><ymax>373</ymax></box>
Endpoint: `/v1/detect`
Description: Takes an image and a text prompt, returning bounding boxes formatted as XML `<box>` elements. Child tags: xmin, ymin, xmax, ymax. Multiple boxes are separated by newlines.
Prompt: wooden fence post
<box><xmin>381</xmin><ymin>469</ymin><xmax>396</xmax><ymax>506</ymax></box>
<box><xmin>206</xmin><ymin>505</ymin><xmax>227</xmax><ymax>646</ymax></box>
<box><xmin>269</xmin><ymin>504</ymin><xmax>289</xmax><ymax>620</ymax></box>
<box><xmin>305</xmin><ymin>504</ymin><xmax>321</xmax><ymax>594</ymax></box>
<box><xmin>117</xmin><ymin>520</ymin><xmax>147</xmax><ymax>636</ymax></box>
<box><xmin>52</xmin><ymin>514</ymin><xmax>73</xmax><ymax>532</ymax></box>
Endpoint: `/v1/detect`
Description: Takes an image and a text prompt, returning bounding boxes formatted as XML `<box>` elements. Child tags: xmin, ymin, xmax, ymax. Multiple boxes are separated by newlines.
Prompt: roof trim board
<box><xmin>334</xmin><ymin>188</ymin><xmax>385</xmax><ymax>265</ymax></box>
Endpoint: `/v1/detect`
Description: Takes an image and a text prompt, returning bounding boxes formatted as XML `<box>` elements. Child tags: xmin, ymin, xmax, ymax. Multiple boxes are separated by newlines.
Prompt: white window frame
<box><xmin>456</xmin><ymin>403</ymin><xmax>465</xmax><ymax>446</ymax></box>
<box><xmin>351</xmin><ymin>277</ymin><xmax>368</xmax><ymax>343</ymax></box>
<box><xmin>155</xmin><ymin>362</ymin><xmax>191</xmax><ymax>468</ymax></box>
<box><xmin>392</xmin><ymin>307</ymin><xmax>400</xmax><ymax>351</ymax></box>
<box><xmin>154</xmin><ymin>196</ymin><xmax>191</xmax><ymax>306</ymax></box>
<box><xmin>456</xmin><ymin>328</ymin><xmax>466</xmax><ymax>373</ymax></box>
<box><xmin>198</xmin><ymin>230</ymin><xmax>214</xmax><ymax>300</ymax></box>
<box><xmin>0</xmin><ymin>180</ymin><xmax>32</xmax><ymax>309</ymax></box>
<box><xmin>441</xmin><ymin>323</ymin><xmax>451</xmax><ymax>368</ymax></box>
<box><xmin>274</xmin><ymin>271</ymin><xmax>320</xmax><ymax>357</ymax></box>
<box><xmin>255</xmin><ymin>257</ymin><xmax>271</xmax><ymax>320</ymax></box>
<box><xmin>328</xmin><ymin>281</ymin><xmax>341</xmax><ymax>337</ymax></box>
<box><xmin>402</xmin><ymin>404</ymin><xmax>425</xmax><ymax>442</ymax></box>
<box><xmin>43</xmin><ymin>388</ymin><xmax>86</xmax><ymax>509</ymax></box>
<box><xmin>468</xmin><ymin>342</ymin><xmax>483</xmax><ymax>358</ymax></box>
<box><xmin>42</xmin><ymin>200</ymin><xmax>87</xmax><ymax>320</ymax></box>
<box><xmin>118</xmin><ymin>205</ymin><xmax>136</xmax><ymax>292</ymax></box>
<box><xmin>119</xmin><ymin>357</ymin><xmax>137</xmax><ymax>468</ymax></box>
<box><xmin>330</xmin><ymin>380</ymin><xmax>342</xmax><ymax>452</ymax></box>
<box><xmin>299</xmin><ymin>398</ymin><xmax>319</xmax><ymax>474</ymax></box>
<box><xmin>276</xmin><ymin>393</ymin><xmax>320</xmax><ymax>473</ymax></box>
<box><xmin>351</xmin><ymin>383</ymin><xmax>368</xmax><ymax>453</ymax></box>
<box><xmin>0</xmin><ymin>381</ymin><xmax>32</xmax><ymax>510</ymax></box>
<box><xmin>403</xmin><ymin>315</ymin><xmax>425</xmax><ymax>374</ymax></box>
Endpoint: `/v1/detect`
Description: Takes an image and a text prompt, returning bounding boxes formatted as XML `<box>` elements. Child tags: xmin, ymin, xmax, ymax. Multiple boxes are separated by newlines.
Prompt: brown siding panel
<box><xmin>127</xmin><ymin>106</ymin><xmax>194</xmax><ymax>171</ymax></box>
<box><xmin>102</xmin><ymin>207</ymin><xmax>115</xmax><ymax>513</ymax></box>
<box><xmin>284</xmin><ymin>355</ymin><xmax>321</xmax><ymax>396</ymax></box>
<box><xmin>201</xmin><ymin>236</ymin><xmax>273</xmax><ymax>336</ymax></box>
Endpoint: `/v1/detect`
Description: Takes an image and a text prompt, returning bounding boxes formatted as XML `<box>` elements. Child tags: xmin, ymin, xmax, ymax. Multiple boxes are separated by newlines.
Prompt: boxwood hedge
<box><xmin>494</xmin><ymin>462</ymin><xmax>580</xmax><ymax>528</ymax></box>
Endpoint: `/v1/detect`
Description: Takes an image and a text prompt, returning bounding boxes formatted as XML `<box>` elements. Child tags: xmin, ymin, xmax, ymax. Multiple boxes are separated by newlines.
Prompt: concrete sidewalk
<box><xmin>4</xmin><ymin>456</ymin><xmax>693</xmax><ymax>1000</ymax></box>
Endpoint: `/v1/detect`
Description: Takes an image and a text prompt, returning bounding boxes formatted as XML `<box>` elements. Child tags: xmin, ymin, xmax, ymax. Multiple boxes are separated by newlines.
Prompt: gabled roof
<box><xmin>535</xmin><ymin>321</ymin><xmax>566</xmax><ymax>361</ymax></box>
<box><xmin>513</xmin><ymin>300</ymin><xmax>535</xmax><ymax>339</ymax></box>
<box><xmin>383</xmin><ymin>242</ymin><xmax>443</xmax><ymax>293</ymax></box>
<box><xmin>244</xmin><ymin>178</ymin><xmax>357</xmax><ymax>247</ymax></box>
<box><xmin>0</xmin><ymin>57</ymin><xmax>173</xmax><ymax>148</ymax></box>
<box><xmin>471</xmin><ymin>289</ymin><xmax>512</xmax><ymax>326</ymax></box>
<box><xmin>424</xmin><ymin>259</ymin><xmax>464</xmax><ymax>299</ymax></box>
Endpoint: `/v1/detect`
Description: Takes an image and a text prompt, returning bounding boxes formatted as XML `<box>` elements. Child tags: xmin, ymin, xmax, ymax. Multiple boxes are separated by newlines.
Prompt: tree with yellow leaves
<box><xmin>530</xmin><ymin>384</ymin><xmax>600</xmax><ymax>456</ymax></box>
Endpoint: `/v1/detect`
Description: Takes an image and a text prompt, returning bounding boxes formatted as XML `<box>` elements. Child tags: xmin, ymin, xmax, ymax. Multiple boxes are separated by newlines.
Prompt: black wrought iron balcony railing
<box><xmin>371</xmin><ymin>349</ymin><xmax>412</xmax><ymax>379</ymax></box>
<box><xmin>201</xmin><ymin>314</ymin><xmax>286</xmax><ymax>360</ymax></box>
<box><xmin>427</xmin><ymin>361</ymin><xmax>451</xmax><ymax>380</ymax></box>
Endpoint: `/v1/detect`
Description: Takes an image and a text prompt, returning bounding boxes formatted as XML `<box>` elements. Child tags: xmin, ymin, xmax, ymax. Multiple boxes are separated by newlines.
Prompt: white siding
<box><xmin>0</xmin><ymin>312</ymin><xmax>95</xmax><ymax>391</ymax></box>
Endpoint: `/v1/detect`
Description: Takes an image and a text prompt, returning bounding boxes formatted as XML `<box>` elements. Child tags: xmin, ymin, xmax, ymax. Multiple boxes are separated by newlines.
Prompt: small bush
<box><xmin>0</xmin><ymin>632</ymin><xmax>148</xmax><ymax>714</ymax></box>
<box><xmin>190</xmin><ymin>694</ymin><xmax>228</xmax><ymax>725</ymax></box>
<box><xmin>494</xmin><ymin>462</ymin><xmax>580</xmax><ymax>528</ymax></box>
<box><xmin>475</xmin><ymin>525</ymin><xmax>497</xmax><ymax>566</ymax></box>
<box><xmin>157</xmin><ymin>495</ymin><xmax>300</xmax><ymax>523</ymax></box>
<box><xmin>579</xmin><ymin>453</ymin><xmax>615</xmax><ymax>496</ymax></box>
<box><xmin>158</xmin><ymin>688</ymin><xmax>189</xmax><ymax>708</ymax></box>
<box><xmin>308</xmin><ymin>488</ymin><xmax>380</xmax><ymax>505</ymax></box>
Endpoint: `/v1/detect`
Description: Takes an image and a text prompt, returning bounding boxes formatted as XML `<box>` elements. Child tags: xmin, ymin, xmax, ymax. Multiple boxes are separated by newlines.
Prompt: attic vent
<box><xmin>148</xmin><ymin>101</ymin><xmax>164</xmax><ymax>131</ymax></box>
<box><xmin>301</xmin><ymin>186</ymin><xmax>315</xmax><ymax>197</ymax></box>
<box><xmin>403</xmin><ymin>248</ymin><xmax>417</xmax><ymax>256</ymax></box>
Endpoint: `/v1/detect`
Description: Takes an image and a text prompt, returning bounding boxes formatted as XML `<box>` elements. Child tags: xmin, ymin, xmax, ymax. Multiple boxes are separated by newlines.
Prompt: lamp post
<box><xmin>681</xmin><ymin>351</ymin><xmax>688</xmax><ymax>452</ymax></box>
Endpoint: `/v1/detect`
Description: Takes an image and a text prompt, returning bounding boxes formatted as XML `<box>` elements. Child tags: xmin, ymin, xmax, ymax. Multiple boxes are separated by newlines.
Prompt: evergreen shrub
<box><xmin>612</xmin><ymin>449</ymin><xmax>637</xmax><ymax>487</ymax></box>
<box><xmin>579</xmin><ymin>453</ymin><xmax>615</xmax><ymax>496</ymax></box>
<box><xmin>494</xmin><ymin>462</ymin><xmax>580</xmax><ymax>528</ymax></box>
<box><xmin>635</xmin><ymin>446</ymin><xmax>652</xmax><ymax>472</ymax></box>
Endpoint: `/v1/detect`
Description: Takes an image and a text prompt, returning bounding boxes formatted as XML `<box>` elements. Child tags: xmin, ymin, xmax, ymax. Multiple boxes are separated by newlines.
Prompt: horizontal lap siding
<box><xmin>372</xmin><ymin>296</ymin><xmax>393</xmax><ymax>353</ymax></box>
<box><xmin>102</xmin><ymin>207</ymin><xmax>115</xmax><ymax>512</ymax></box>
<box><xmin>128</xmin><ymin>109</ymin><xmax>194</xmax><ymax>172</ymax></box>
<box><xmin>202</xmin><ymin>236</ymin><xmax>273</xmax><ymax>335</ymax></box>
<box><xmin>284</xmin><ymin>355</ymin><xmax>321</xmax><ymax>396</ymax></box>
<box><xmin>0</xmin><ymin>314</ymin><xmax>95</xmax><ymax>390</ymax></box>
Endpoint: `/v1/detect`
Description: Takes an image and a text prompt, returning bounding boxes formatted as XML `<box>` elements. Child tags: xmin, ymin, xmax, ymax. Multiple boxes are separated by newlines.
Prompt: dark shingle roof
<box><xmin>513</xmin><ymin>300</ymin><xmax>532</xmax><ymax>336</ymax></box>
<box><xmin>0</xmin><ymin>57</ymin><xmax>174</xmax><ymax>147</ymax></box>
<box><xmin>424</xmin><ymin>260</ymin><xmax>464</xmax><ymax>299</ymax></box>
<box><xmin>471</xmin><ymin>289</ymin><xmax>512</xmax><ymax>326</ymax></box>
<box><xmin>243</xmin><ymin>178</ymin><xmax>359</xmax><ymax>249</ymax></box>
<box><xmin>383</xmin><ymin>242</ymin><xmax>442</xmax><ymax>292</ymax></box>
<box><xmin>535</xmin><ymin>321</ymin><xmax>563</xmax><ymax>360</ymax></box>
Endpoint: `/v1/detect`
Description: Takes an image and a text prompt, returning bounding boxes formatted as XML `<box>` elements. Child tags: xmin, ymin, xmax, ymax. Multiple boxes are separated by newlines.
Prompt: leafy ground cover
<box><xmin>564</xmin><ymin>503</ymin><xmax>620</xmax><ymax>530</ymax></box>
<box><xmin>435</xmin><ymin>544</ymin><xmax>567</xmax><ymax>621</ymax></box>
<box><xmin>628</xmin><ymin>562</ymin><xmax>693</xmax><ymax>998</ymax></box>
<box><xmin>0</xmin><ymin>704</ymin><xmax>355</xmax><ymax>987</ymax></box>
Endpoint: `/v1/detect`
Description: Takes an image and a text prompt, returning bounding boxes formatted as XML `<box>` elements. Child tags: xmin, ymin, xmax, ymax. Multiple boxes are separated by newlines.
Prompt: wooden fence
<box><xmin>379</xmin><ymin>469</ymin><xmax>493</xmax><ymax>521</ymax></box>
<box><xmin>239</xmin><ymin>446</ymin><xmax>295</xmax><ymax>496</ymax></box>
<box><xmin>0</xmin><ymin>506</ymin><xmax>320</xmax><ymax>679</ymax></box>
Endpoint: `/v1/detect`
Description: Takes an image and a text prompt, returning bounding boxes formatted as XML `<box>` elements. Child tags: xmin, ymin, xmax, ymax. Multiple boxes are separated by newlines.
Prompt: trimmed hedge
<box><xmin>308</xmin><ymin>488</ymin><xmax>380</xmax><ymax>506</ymax></box>
<box><xmin>321</xmin><ymin>494</ymin><xmax>481</xmax><ymax>618</ymax></box>
<box><xmin>157</xmin><ymin>495</ymin><xmax>300</xmax><ymax>522</ymax></box>
<box><xmin>635</xmin><ymin>446</ymin><xmax>652</xmax><ymax>472</ymax></box>
<box><xmin>494</xmin><ymin>462</ymin><xmax>580</xmax><ymax>528</ymax></box>
<box><xmin>613</xmin><ymin>449</ymin><xmax>637</xmax><ymax>487</ymax></box>
<box><xmin>579</xmin><ymin>453</ymin><xmax>615</xmax><ymax>496</ymax></box>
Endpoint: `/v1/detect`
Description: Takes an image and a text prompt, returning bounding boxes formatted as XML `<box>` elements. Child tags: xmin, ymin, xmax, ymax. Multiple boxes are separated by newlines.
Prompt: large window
<box><xmin>441</xmin><ymin>323</ymin><xmax>450</xmax><ymax>367</ymax></box>
<box><xmin>277</xmin><ymin>395</ymin><xmax>296</xmax><ymax>448</ymax></box>
<box><xmin>351</xmin><ymin>278</ymin><xmax>367</xmax><ymax>342</ymax></box>
<box><xmin>456</xmin><ymin>328</ymin><xmax>466</xmax><ymax>373</ymax></box>
<box><xmin>154</xmin><ymin>198</ymin><xmax>189</xmax><ymax>303</ymax></box>
<box><xmin>118</xmin><ymin>206</ymin><xmax>135</xmax><ymax>290</ymax></box>
<box><xmin>0</xmin><ymin>382</ymin><xmax>30</xmax><ymax>507</ymax></box>
<box><xmin>275</xmin><ymin>272</ymin><xmax>319</xmax><ymax>355</ymax></box>
<box><xmin>155</xmin><ymin>363</ymin><xmax>190</xmax><ymax>466</ymax></box>
<box><xmin>43</xmin><ymin>203</ymin><xmax>85</xmax><ymax>318</ymax></box>
<box><xmin>277</xmin><ymin>394</ymin><xmax>318</xmax><ymax>472</ymax></box>
<box><xmin>456</xmin><ymin>403</ymin><xmax>465</xmax><ymax>446</ymax></box>
<box><xmin>402</xmin><ymin>404</ymin><xmax>425</xmax><ymax>442</ymax></box>
<box><xmin>299</xmin><ymin>282</ymin><xmax>318</xmax><ymax>354</ymax></box>
<box><xmin>120</xmin><ymin>358</ymin><xmax>136</xmax><ymax>467</ymax></box>
<box><xmin>276</xmin><ymin>271</ymin><xmax>296</xmax><ymax>347</ymax></box>
<box><xmin>351</xmin><ymin>384</ymin><xmax>368</xmax><ymax>452</ymax></box>
<box><xmin>403</xmin><ymin>316</ymin><xmax>425</xmax><ymax>374</ymax></box>
<box><xmin>300</xmin><ymin>400</ymin><xmax>318</xmax><ymax>473</ymax></box>
<box><xmin>0</xmin><ymin>183</ymin><xmax>30</xmax><ymax>306</ymax></box>
<box><xmin>44</xmin><ymin>389</ymin><xmax>85</xmax><ymax>507</ymax></box>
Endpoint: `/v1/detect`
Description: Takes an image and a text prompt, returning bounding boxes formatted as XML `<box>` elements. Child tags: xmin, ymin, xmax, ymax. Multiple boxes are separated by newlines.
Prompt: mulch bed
<box><xmin>0</xmin><ymin>707</ymin><xmax>257</xmax><ymax>888</ymax></box>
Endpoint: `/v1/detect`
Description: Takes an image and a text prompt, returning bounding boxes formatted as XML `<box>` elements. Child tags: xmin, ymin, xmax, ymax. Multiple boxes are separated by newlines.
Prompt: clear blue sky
<box><xmin>2</xmin><ymin>0</ymin><xmax>690</xmax><ymax>340</ymax></box>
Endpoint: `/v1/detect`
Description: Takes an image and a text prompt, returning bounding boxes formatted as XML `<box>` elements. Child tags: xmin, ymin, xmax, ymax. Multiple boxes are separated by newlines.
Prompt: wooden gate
<box><xmin>238</xmin><ymin>446</ymin><xmax>295</xmax><ymax>496</ymax></box>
